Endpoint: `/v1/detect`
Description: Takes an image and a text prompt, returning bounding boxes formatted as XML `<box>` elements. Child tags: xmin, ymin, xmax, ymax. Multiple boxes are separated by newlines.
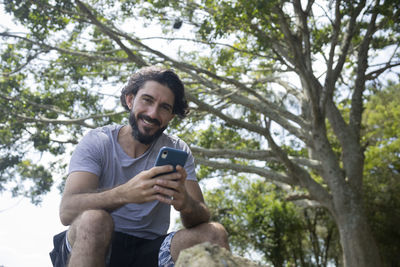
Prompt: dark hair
<box><xmin>120</xmin><ymin>66</ymin><xmax>189</xmax><ymax>118</ymax></box>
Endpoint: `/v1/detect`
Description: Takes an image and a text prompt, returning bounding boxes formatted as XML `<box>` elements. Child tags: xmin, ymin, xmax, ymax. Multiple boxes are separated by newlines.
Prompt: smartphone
<box><xmin>154</xmin><ymin>146</ymin><xmax>188</xmax><ymax>176</ymax></box>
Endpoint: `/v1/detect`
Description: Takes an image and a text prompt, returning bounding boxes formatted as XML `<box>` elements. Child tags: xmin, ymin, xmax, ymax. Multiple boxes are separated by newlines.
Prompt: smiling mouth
<box><xmin>139</xmin><ymin>114</ymin><xmax>161</xmax><ymax>127</ymax></box>
<box><xmin>143</xmin><ymin>118</ymin><xmax>157</xmax><ymax>126</ymax></box>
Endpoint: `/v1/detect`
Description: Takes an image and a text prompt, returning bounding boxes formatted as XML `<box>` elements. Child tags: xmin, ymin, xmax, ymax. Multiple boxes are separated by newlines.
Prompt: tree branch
<box><xmin>275</xmin><ymin>6</ymin><xmax>305</xmax><ymax>71</ymax></box>
<box><xmin>187</xmin><ymin>85</ymin><xmax>311</xmax><ymax>144</ymax></box>
<box><xmin>264</xmin><ymin>118</ymin><xmax>333</xmax><ymax>209</ymax></box>
<box><xmin>186</xmin><ymin>92</ymin><xmax>269</xmax><ymax>137</ymax></box>
<box><xmin>0</xmin><ymin>32</ymin><xmax>132</xmax><ymax>64</ymax></box>
<box><xmin>350</xmin><ymin>0</ymin><xmax>376</xmax><ymax>136</ymax></box>
<box><xmin>293</xmin><ymin>0</ymin><xmax>312</xmax><ymax>70</ymax></box>
<box><xmin>194</xmin><ymin>157</ymin><xmax>295</xmax><ymax>185</ymax></box>
<box><xmin>14</xmin><ymin>111</ymin><xmax>125</xmax><ymax>128</ymax></box>
<box><xmin>1</xmin><ymin>93</ymin><xmax>72</xmax><ymax>118</ymax></box>
<box><xmin>366</xmin><ymin>61</ymin><xmax>400</xmax><ymax>80</ymax></box>
<box><xmin>74</xmin><ymin>0</ymin><xmax>148</xmax><ymax>67</ymax></box>
<box><xmin>323</xmin><ymin>0</ymin><xmax>342</xmax><ymax>106</ymax></box>
<box><xmin>191</xmin><ymin>146</ymin><xmax>274</xmax><ymax>159</ymax></box>
<box><xmin>344</xmin><ymin>0</ymin><xmax>379</xmax><ymax>190</ymax></box>
<box><xmin>191</xmin><ymin>146</ymin><xmax>321</xmax><ymax>170</ymax></box>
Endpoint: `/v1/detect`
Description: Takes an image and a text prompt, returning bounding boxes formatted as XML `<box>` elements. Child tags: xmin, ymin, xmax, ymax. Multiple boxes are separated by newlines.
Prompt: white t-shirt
<box><xmin>68</xmin><ymin>124</ymin><xmax>197</xmax><ymax>239</ymax></box>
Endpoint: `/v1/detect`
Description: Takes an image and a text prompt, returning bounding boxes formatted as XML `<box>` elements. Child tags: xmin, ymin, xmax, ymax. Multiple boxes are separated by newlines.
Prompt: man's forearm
<box><xmin>60</xmin><ymin>187</ymin><xmax>125</xmax><ymax>226</ymax></box>
<box><xmin>180</xmin><ymin>196</ymin><xmax>211</xmax><ymax>228</ymax></box>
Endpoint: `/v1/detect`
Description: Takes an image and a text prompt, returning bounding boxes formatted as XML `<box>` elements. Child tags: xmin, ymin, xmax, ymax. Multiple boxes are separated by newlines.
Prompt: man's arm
<box><xmin>153</xmin><ymin>165</ymin><xmax>211</xmax><ymax>228</ymax></box>
<box><xmin>59</xmin><ymin>171</ymin><xmax>123</xmax><ymax>226</ymax></box>
<box><xmin>179</xmin><ymin>180</ymin><xmax>211</xmax><ymax>228</ymax></box>
<box><xmin>60</xmin><ymin>165</ymin><xmax>177</xmax><ymax>226</ymax></box>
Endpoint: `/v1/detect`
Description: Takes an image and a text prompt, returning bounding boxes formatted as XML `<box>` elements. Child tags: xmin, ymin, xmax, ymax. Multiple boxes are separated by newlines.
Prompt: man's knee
<box><xmin>200</xmin><ymin>222</ymin><xmax>229</xmax><ymax>249</ymax></box>
<box><xmin>178</xmin><ymin>221</ymin><xmax>229</xmax><ymax>249</ymax></box>
<box><xmin>69</xmin><ymin>209</ymin><xmax>114</xmax><ymax>247</ymax></box>
<box><xmin>77</xmin><ymin>209</ymin><xmax>113</xmax><ymax>232</ymax></box>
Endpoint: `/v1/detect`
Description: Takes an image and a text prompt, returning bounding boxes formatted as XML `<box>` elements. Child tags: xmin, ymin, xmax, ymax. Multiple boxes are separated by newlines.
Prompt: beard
<box><xmin>129</xmin><ymin>111</ymin><xmax>167</xmax><ymax>145</ymax></box>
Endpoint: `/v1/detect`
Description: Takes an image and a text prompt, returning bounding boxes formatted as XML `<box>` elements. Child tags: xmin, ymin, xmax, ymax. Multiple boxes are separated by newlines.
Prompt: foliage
<box><xmin>1</xmin><ymin>0</ymin><xmax>400</xmax><ymax>265</ymax></box>
<box><xmin>362</xmin><ymin>83</ymin><xmax>400</xmax><ymax>266</ymax></box>
<box><xmin>205</xmin><ymin>176</ymin><xmax>341</xmax><ymax>266</ymax></box>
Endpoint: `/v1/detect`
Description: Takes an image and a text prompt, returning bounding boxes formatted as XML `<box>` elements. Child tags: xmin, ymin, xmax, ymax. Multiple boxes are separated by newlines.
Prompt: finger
<box><xmin>153</xmin><ymin>184</ymin><xmax>178</xmax><ymax>197</ymax></box>
<box><xmin>146</xmin><ymin>165</ymin><xmax>174</xmax><ymax>178</ymax></box>
<box><xmin>156</xmin><ymin>194</ymin><xmax>174</xmax><ymax>205</ymax></box>
<box><xmin>154</xmin><ymin>176</ymin><xmax>181</xmax><ymax>191</ymax></box>
<box><xmin>140</xmin><ymin>186</ymin><xmax>162</xmax><ymax>202</ymax></box>
<box><xmin>154</xmin><ymin>170</ymin><xmax>182</xmax><ymax>183</ymax></box>
<box><xmin>176</xmin><ymin>165</ymin><xmax>187</xmax><ymax>178</ymax></box>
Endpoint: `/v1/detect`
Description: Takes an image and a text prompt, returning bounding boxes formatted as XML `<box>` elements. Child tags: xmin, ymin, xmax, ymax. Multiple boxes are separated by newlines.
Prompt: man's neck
<box><xmin>118</xmin><ymin>125</ymin><xmax>151</xmax><ymax>158</ymax></box>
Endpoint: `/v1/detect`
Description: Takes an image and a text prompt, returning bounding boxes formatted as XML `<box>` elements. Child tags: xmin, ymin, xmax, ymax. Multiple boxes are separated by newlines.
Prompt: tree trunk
<box><xmin>334</xmin><ymin>191</ymin><xmax>382</xmax><ymax>267</ymax></box>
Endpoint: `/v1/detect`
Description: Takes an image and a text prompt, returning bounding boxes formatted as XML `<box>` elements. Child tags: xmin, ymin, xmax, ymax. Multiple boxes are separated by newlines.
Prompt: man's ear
<box><xmin>125</xmin><ymin>94</ymin><xmax>135</xmax><ymax>110</ymax></box>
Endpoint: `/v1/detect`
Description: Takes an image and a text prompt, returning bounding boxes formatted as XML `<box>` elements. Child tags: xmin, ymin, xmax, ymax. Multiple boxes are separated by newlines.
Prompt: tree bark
<box><xmin>333</xmin><ymin>188</ymin><xmax>382</xmax><ymax>267</ymax></box>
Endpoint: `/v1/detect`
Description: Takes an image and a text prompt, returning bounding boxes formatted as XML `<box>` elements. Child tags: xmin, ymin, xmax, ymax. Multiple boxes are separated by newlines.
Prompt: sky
<box><xmin>0</xmin><ymin>189</ymin><xmax>66</xmax><ymax>267</ymax></box>
<box><xmin>0</xmin><ymin>188</ymin><xmax>181</xmax><ymax>267</ymax></box>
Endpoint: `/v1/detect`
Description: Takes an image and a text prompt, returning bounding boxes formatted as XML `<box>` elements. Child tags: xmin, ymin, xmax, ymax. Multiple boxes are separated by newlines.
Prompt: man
<box><xmin>49</xmin><ymin>66</ymin><xmax>229</xmax><ymax>267</ymax></box>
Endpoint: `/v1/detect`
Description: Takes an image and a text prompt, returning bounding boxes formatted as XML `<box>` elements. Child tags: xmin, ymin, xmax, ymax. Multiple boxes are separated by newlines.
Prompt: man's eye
<box><xmin>162</xmin><ymin>105</ymin><xmax>172</xmax><ymax>113</ymax></box>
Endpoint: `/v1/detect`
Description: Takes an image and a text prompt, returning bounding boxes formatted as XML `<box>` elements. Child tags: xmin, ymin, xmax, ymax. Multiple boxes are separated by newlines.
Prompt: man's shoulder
<box><xmin>86</xmin><ymin>124</ymin><xmax>122</xmax><ymax>137</ymax></box>
<box><xmin>81</xmin><ymin>124</ymin><xmax>122</xmax><ymax>145</ymax></box>
<box><xmin>156</xmin><ymin>133</ymin><xmax>190</xmax><ymax>151</ymax></box>
<box><xmin>158</xmin><ymin>133</ymin><xmax>181</xmax><ymax>145</ymax></box>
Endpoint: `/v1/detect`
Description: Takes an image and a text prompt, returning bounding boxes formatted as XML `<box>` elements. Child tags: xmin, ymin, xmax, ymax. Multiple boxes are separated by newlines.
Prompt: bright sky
<box><xmin>0</xmin><ymin>188</ymin><xmax>180</xmax><ymax>267</ymax></box>
<box><xmin>0</xmin><ymin>189</ymin><xmax>66</xmax><ymax>267</ymax></box>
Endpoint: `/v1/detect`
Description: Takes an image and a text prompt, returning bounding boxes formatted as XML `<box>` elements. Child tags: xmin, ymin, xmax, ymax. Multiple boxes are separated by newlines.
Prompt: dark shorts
<box><xmin>49</xmin><ymin>230</ymin><xmax>175</xmax><ymax>267</ymax></box>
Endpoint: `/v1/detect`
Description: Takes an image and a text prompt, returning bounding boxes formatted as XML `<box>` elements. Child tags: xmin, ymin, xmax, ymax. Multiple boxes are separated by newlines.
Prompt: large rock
<box><xmin>175</xmin><ymin>242</ymin><xmax>264</xmax><ymax>267</ymax></box>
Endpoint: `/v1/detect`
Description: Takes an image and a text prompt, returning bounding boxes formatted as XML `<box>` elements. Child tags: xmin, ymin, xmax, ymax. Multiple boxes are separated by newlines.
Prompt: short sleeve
<box><xmin>175</xmin><ymin>139</ymin><xmax>197</xmax><ymax>182</ymax></box>
<box><xmin>68</xmin><ymin>129</ymin><xmax>105</xmax><ymax>177</ymax></box>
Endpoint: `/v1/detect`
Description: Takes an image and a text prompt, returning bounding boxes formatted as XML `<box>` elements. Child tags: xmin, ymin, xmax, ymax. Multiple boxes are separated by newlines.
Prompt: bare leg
<box><xmin>67</xmin><ymin>209</ymin><xmax>114</xmax><ymax>267</ymax></box>
<box><xmin>170</xmin><ymin>222</ymin><xmax>230</xmax><ymax>262</ymax></box>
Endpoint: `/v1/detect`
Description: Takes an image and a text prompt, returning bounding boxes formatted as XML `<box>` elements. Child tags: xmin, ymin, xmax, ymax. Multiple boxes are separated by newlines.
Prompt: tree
<box><xmin>362</xmin><ymin>83</ymin><xmax>400</xmax><ymax>266</ymax></box>
<box><xmin>1</xmin><ymin>0</ymin><xmax>399</xmax><ymax>265</ymax></box>
<box><xmin>204</xmin><ymin>81</ymin><xmax>400</xmax><ymax>266</ymax></box>
<box><xmin>205</xmin><ymin>176</ymin><xmax>341</xmax><ymax>267</ymax></box>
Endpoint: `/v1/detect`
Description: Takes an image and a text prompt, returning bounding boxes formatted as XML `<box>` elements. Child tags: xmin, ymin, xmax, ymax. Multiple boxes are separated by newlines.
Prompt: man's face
<box><xmin>127</xmin><ymin>81</ymin><xmax>175</xmax><ymax>144</ymax></box>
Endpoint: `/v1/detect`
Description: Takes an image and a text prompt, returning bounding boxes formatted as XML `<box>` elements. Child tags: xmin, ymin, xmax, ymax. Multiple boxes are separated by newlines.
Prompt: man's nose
<box><xmin>147</xmin><ymin>105</ymin><xmax>160</xmax><ymax>119</ymax></box>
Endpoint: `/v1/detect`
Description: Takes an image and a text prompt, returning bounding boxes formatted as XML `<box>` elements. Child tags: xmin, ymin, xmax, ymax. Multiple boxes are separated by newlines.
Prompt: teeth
<box><xmin>143</xmin><ymin>119</ymin><xmax>154</xmax><ymax>125</ymax></box>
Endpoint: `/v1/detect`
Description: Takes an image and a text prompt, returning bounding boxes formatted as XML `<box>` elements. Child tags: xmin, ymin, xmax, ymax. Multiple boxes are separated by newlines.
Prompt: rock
<box><xmin>175</xmin><ymin>242</ymin><xmax>264</xmax><ymax>267</ymax></box>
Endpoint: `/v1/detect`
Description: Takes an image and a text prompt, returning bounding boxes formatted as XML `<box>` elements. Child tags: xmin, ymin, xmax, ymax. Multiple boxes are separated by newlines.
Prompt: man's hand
<box><xmin>152</xmin><ymin>165</ymin><xmax>190</xmax><ymax>211</ymax></box>
<box><xmin>153</xmin><ymin>165</ymin><xmax>211</xmax><ymax>228</ymax></box>
<box><xmin>118</xmin><ymin>165</ymin><xmax>182</xmax><ymax>204</ymax></box>
<box><xmin>60</xmin><ymin>165</ymin><xmax>183</xmax><ymax>226</ymax></box>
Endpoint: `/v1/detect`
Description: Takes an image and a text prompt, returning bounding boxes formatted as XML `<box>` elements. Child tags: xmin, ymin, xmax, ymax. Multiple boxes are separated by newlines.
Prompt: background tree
<box><xmin>205</xmin><ymin>176</ymin><xmax>341</xmax><ymax>267</ymax></box>
<box><xmin>362</xmin><ymin>83</ymin><xmax>400</xmax><ymax>267</ymax></box>
<box><xmin>1</xmin><ymin>0</ymin><xmax>399</xmax><ymax>266</ymax></box>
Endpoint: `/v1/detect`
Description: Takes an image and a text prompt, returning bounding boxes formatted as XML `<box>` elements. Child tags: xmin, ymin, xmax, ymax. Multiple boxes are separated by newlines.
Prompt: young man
<box><xmin>49</xmin><ymin>66</ymin><xmax>229</xmax><ymax>267</ymax></box>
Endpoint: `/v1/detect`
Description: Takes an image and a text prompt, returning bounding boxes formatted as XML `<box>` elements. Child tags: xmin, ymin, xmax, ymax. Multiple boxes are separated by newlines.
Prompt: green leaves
<box><xmin>205</xmin><ymin>176</ymin><xmax>340</xmax><ymax>265</ymax></box>
<box><xmin>16</xmin><ymin>160</ymin><xmax>54</xmax><ymax>205</ymax></box>
<box><xmin>362</xmin><ymin>83</ymin><xmax>400</xmax><ymax>265</ymax></box>
<box><xmin>363</xmin><ymin>83</ymin><xmax>400</xmax><ymax>172</ymax></box>
<box><xmin>0</xmin><ymin>3</ymin><xmax>127</xmax><ymax>202</ymax></box>
<box><xmin>4</xmin><ymin>0</ymin><xmax>73</xmax><ymax>38</ymax></box>
<box><xmin>195</xmin><ymin>124</ymin><xmax>259</xmax><ymax>150</ymax></box>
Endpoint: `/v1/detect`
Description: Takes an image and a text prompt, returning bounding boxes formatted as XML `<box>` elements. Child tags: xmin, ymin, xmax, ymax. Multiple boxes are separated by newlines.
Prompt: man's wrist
<box><xmin>110</xmin><ymin>184</ymin><xmax>129</xmax><ymax>206</ymax></box>
<box><xmin>180</xmin><ymin>195</ymin><xmax>210</xmax><ymax>225</ymax></box>
<box><xmin>179</xmin><ymin>194</ymin><xmax>194</xmax><ymax>214</ymax></box>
